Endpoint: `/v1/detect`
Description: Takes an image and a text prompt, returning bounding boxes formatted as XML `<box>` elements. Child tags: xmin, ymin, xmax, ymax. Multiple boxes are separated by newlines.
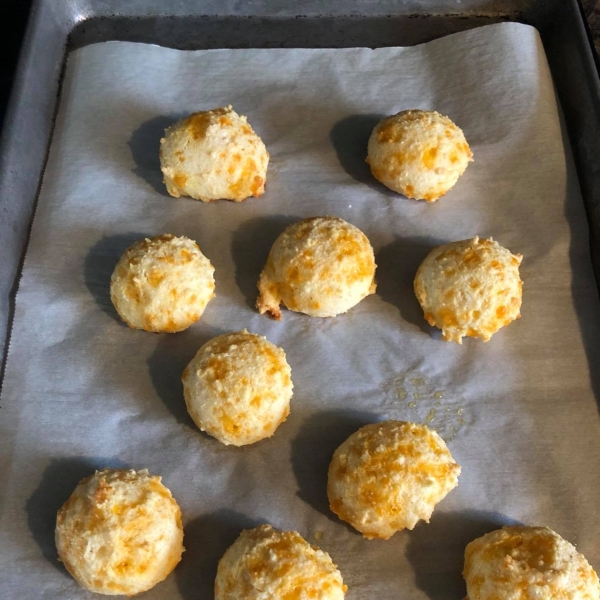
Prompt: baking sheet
<box><xmin>2</xmin><ymin>22</ymin><xmax>600</xmax><ymax>599</ymax></box>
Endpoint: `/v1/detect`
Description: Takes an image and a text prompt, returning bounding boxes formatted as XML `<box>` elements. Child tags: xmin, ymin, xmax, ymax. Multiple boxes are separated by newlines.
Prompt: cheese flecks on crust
<box><xmin>367</xmin><ymin>109</ymin><xmax>472</xmax><ymax>201</ymax></box>
<box><xmin>327</xmin><ymin>421</ymin><xmax>460</xmax><ymax>540</ymax></box>
<box><xmin>256</xmin><ymin>216</ymin><xmax>377</xmax><ymax>319</ymax></box>
<box><xmin>55</xmin><ymin>468</ymin><xmax>184</xmax><ymax>596</ymax></box>
<box><xmin>215</xmin><ymin>524</ymin><xmax>347</xmax><ymax>600</ymax></box>
<box><xmin>159</xmin><ymin>105</ymin><xmax>269</xmax><ymax>202</ymax></box>
<box><xmin>110</xmin><ymin>234</ymin><xmax>215</xmax><ymax>333</ymax></box>
<box><xmin>464</xmin><ymin>526</ymin><xmax>600</xmax><ymax>600</ymax></box>
<box><xmin>414</xmin><ymin>236</ymin><xmax>523</xmax><ymax>343</ymax></box>
<box><xmin>182</xmin><ymin>330</ymin><xmax>293</xmax><ymax>446</ymax></box>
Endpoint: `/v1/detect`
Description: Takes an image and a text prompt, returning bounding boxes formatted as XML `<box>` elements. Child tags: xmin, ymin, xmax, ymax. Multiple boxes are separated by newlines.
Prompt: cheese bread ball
<box><xmin>464</xmin><ymin>526</ymin><xmax>600</xmax><ymax>600</ymax></box>
<box><xmin>215</xmin><ymin>524</ymin><xmax>347</xmax><ymax>600</ymax></box>
<box><xmin>55</xmin><ymin>469</ymin><xmax>184</xmax><ymax>596</ymax></box>
<box><xmin>256</xmin><ymin>216</ymin><xmax>376</xmax><ymax>319</ymax></box>
<box><xmin>327</xmin><ymin>421</ymin><xmax>460</xmax><ymax>540</ymax></box>
<box><xmin>414</xmin><ymin>236</ymin><xmax>523</xmax><ymax>343</ymax></box>
<box><xmin>182</xmin><ymin>330</ymin><xmax>293</xmax><ymax>446</ymax></box>
<box><xmin>367</xmin><ymin>109</ymin><xmax>472</xmax><ymax>201</ymax></box>
<box><xmin>110</xmin><ymin>234</ymin><xmax>215</xmax><ymax>333</ymax></box>
<box><xmin>160</xmin><ymin>105</ymin><xmax>269</xmax><ymax>202</ymax></box>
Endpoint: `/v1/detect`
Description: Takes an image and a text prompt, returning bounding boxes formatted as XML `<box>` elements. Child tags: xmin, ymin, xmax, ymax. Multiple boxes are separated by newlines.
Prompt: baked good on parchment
<box><xmin>55</xmin><ymin>468</ymin><xmax>184</xmax><ymax>596</ymax></box>
<box><xmin>159</xmin><ymin>105</ymin><xmax>269</xmax><ymax>202</ymax></box>
<box><xmin>367</xmin><ymin>109</ymin><xmax>472</xmax><ymax>201</ymax></box>
<box><xmin>256</xmin><ymin>216</ymin><xmax>376</xmax><ymax>319</ymax></box>
<box><xmin>414</xmin><ymin>236</ymin><xmax>523</xmax><ymax>343</ymax></box>
<box><xmin>215</xmin><ymin>524</ymin><xmax>347</xmax><ymax>600</ymax></box>
<box><xmin>327</xmin><ymin>420</ymin><xmax>460</xmax><ymax>540</ymax></box>
<box><xmin>182</xmin><ymin>330</ymin><xmax>293</xmax><ymax>446</ymax></box>
<box><xmin>110</xmin><ymin>234</ymin><xmax>215</xmax><ymax>333</ymax></box>
<box><xmin>464</xmin><ymin>526</ymin><xmax>600</xmax><ymax>600</ymax></box>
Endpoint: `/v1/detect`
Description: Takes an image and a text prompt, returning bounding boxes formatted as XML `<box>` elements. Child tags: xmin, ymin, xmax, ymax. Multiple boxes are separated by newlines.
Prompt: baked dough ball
<box><xmin>110</xmin><ymin>234</ymin><xmax>215</xmax><ymax>333</ymax></box>
<box><xmin>55</xmin><ymin>468</ymin><xmax>184</xmax><ymax>596</ymax></box>
<box><xmin>215</xmin><ymin>524</ymin><xmax>347</xmax><ymax>600</ymax></box>
<box><xmin>414</xmin><ymin>236</ymin><xmax>523</xmax><ymax>343</ymax></box>
<box><xmin>327</xmin><ymin>421</ymin><xmax>460</xmax><ymax>540</ymax></box>
<box><xmin>182</xmin><ymin>330</ymin><xmax>293</xmax><ymax>446</ymax></box>
<box><xmin>257</xmin><ymin>216</ymin><xmax>376</xmax><ymax>319</ymax></box>
<box><xmin>367</xmin><ymin>109</ymin><xmax>472</xmax><ymax>201</ymax></box>
<box><xmin>159</xmin><ymin>105</ymin><xmax>269</xmax><ymax>202</ymax></box>
<box><xmin>464</xmin><ymin>526</ymin><xmax>600</xmax><ymax>600</ymax></box>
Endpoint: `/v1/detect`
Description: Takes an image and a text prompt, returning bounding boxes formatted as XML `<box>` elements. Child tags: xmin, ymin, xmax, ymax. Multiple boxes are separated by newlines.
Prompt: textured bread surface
<box><xmin>55</xmin><ymin>468</ymin><xmax>184</xmax><ymax>596</ymax></box>
<box><xmin>327</xmin><ymin>421</ymin><xmax>460</xmax><ymax>539</ymax></box>
<box><xmin>215</xmin><ymin>524</ymin><xmax>347</xmax><ymax>600</ymax></box>
<box><xmin>367</xmin><ymin>109</ymin><xmax>472</xmax><ymax>201</ymax></box>
<box><xmin>182</xmin><ymin>330</ymin><xmax>293</xmax><ymax>446</ymax></box>
<box><xmin>110</xmin><ymin>234</ymin><xmax>215</xmax><ymax>333</ymax></box>
<box><xmin>160</xmin><ymin>105</ymin><xmax>269</xmax><ymax>202</ymax></box>
<box><xmin>414</xmin><ymin>236</ymin><xmax>523</xmax><ymax>343</ymax></box>
<box><xmin>257</xmin><ymin>216</ymin><xmax>376</xmax><ymax>319</ymax></box>
<box><xmin>464</xmin><ymin>526</ymin><xmax>600</xmax><ymax>600</ymax></box>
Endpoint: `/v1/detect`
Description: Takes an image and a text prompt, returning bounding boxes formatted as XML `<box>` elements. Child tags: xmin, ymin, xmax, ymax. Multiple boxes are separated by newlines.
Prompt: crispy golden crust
<box><xmin>160</xmin><ymin>105</ymin><xmax>269</xmax><ymax>202</ymax></box>
<box><xmin>464</xmin><ymin>526</ymin><xmax>600</xmax><ymax>600</ymax></box>
<box><xmin>367</xmin><ymin>109</ymin><xmax>472</xmax><ymax>201</ymax></box>
<box><xmin>110</xmin><ymin>234</ymin><xmax>215</xmax><ymax>333</ymax></box>
<box><xmin>414</xmin><ymin>236</ymin><xmax>523</xmax><ymax>343</ymax></box>
<box><xmin>55</xmin><ymin>469</ymin><xmax>184</xmax><ymax>596</ymax></box>
<box><xmin>256</xmin><ymin>216</ymin><xmax>376</xmax><ymax>319</ymax></box>
<box><xmin>215</xmin><ymin>525</ymin><xmax>347</xmax><ymax>600</ymax></box>
<box><xmin>182</xmin><ymin>330</ymin><xmax>293</xmax><ymax>446</ymax></box>
<box><xmin>327</xmin><ymin>421</ymin><xmax>460</xmax><ymax>539</ymax></box>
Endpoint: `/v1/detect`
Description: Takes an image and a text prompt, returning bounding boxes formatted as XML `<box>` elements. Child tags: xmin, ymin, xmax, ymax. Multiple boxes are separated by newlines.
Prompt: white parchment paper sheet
<box><xmin>2</xmin><ymin>22</ymin><xmax>600</xmax><ymax>599</ymax></box>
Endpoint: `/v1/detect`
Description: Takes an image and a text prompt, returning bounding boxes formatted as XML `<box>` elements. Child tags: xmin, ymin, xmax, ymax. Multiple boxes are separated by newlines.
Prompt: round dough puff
<box><xmin>215</xmin><ymin>524</ymin><xmax>347</xmax><ymax>600</ymax></box>
<box><xmin>414</xmin><ymin>236</ymin><xmax>523</xmax><ymax>343</ymax></box>
<box><xmin>55</xmin><ymin>468</ymin><xmax>184</xmax><ymax>596</ymax></box>
<box><xmin>367</xmin><ymin>109</ymin><xmax>473</xmax><ymax>201</ymax></box>
<box><xmin>327</xmin><ymin>421</ymin><xmax>460</xmax><ymax>540</ymax></box>
<box><xmin>464</xmin><ymin>526</ymin><xmax>600</xmax><ymax>600</ymax></box>
<box><xmin>160</xmin><ymin>105</ymin><xmax>269</xmax><ymax>202</ymax></box>
<box><xmin>182</xmin><ymin>330</ymin><xmax>293</xmax><ymax>446</ymax></box>
<box><xmin>256</xmin><ymin>216</ymin><xmax>376</xmax><ymax>319</ymax></box>
<box><xmin>110</xmin><ymin>234</ymin><xmax>215</xmax><ymax>333</ymax></box>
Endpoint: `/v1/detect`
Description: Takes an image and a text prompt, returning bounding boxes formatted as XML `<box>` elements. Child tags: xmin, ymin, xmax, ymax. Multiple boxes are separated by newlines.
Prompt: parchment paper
<box><xmin>2</xmin><ymin>22</ymin><xmax>600</xmax><ymax>599</ymax></box>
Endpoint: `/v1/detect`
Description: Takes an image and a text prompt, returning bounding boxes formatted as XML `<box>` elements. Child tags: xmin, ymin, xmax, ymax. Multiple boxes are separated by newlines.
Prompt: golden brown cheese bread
<box><xmin>215</xmin><ymin>524</ymin><xmax>347</xmax><ymax>600</ymax></box>
<box><xmin>182</xmin><ymin>330</ymin><xmax>293</xmax><ymax>446</ymax></box>
<box><xmin>257</xmin><ymin>216</ymin><xmax>376</xmax><ymax>319</ymax></box>
<box><xmin>55</xmin><ymin>469</ymin><xmax>184</xmax><ymax>596</ymax></box>
<box><xmin>464</xmin><ymin>526</ymin><xmax>600</xmax><ymax>600</ymax></box>
<box><xmin>414</xmin><ymin>236</ymin><xmax>523</xmax><ymax>343</ymax></box>
<box><xmin>160</xmin><ymin>105</ymin><xmax>269</xmax><ymax>202</ymax></box>
<box><xmin>367</xmin><ymin>109</ymin><xmax>472</xmax><ymax>201</ymax></box>
<box><xmin>327</xmin><ymin>421</ymin><xmax>460</xmax><ymax>540</ymax></box>
<box><xmin>110</xmin><ymin>234</ymin><xmax>215</xmax><ymax>333</ymax></box>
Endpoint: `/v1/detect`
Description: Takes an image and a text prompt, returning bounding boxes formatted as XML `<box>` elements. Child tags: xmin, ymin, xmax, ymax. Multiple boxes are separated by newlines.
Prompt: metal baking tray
<box><xmin>2</xmin><ymin>0</ymin><xmax>600</xmax><ymax>374</ymax></box>
<box><xmin>1</xmin><ymin>0</ymin><xmax>600</xmax><ymax>597</ymax></box>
